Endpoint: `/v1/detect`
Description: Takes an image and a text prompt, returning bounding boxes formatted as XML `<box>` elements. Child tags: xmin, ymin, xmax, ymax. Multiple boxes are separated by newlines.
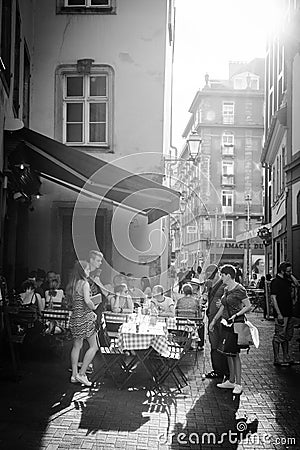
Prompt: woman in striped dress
<box><xmin>68</xmin><ymin>260</ymin><xmax>98</xmax><ymax>386</ymax></box>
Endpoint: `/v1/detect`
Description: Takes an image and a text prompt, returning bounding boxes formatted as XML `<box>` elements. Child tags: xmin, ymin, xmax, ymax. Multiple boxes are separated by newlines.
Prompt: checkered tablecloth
<box><xmin>117</xmin><ymin>321</ymin><xmax>170</xmax><ymax>358</ymax></box>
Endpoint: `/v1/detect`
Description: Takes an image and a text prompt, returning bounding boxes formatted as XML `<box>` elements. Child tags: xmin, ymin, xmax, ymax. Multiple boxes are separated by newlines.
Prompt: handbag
<box><xmin>233</xmin><ymin>322</ymin><xmax>253</xmax><ymax>347</ymax></box>
<box><xmin>245</xmin><ymin>320</ymin><xmax>259</xmax><ymax>348</ymax></box>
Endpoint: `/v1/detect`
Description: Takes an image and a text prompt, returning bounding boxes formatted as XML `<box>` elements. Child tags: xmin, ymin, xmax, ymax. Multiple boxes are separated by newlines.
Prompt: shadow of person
<box><xmin>169</xmin><ymin>380</ymin><xmax>259</xmax><ymax>449</ymax></box>
<box><xmin>272</xmin><ymin>364</ymin><xmax>300</xmax><ymax>444</ymax></box>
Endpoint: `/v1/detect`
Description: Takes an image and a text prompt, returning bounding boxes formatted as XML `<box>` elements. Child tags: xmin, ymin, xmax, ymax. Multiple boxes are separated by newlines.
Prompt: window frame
<box><xmin>13</xmin><ymin>3</ymin><xmax>21</xmax><ymax>116</ymax></box>
<box><xmin>222</xmin><ymin>160</ymin><xmax>234</xmax><ymax>175</ymax></box>
<box><xmin>222</xmin><ymin>101</ymin><xmax>234</xmax><ymax>124</ymax></box>
<box><xmin>222</xmin><ymin>190</ymin><xmax>233</xmax><ymax>213</ymax></box>
<box><xmin>56</xmin><ymin>64</ymin><xmax>114</xmax><ymax>151</ymax></box>
<box><xmin>221</xmin><ymin>220</ymin><xmax>233</xmax><ymax>239</ymax></box>
<box><xmin>0</xmin><ymin>0</ymin><xmax>13</xmax><ymax>92</ymax></box>
<box><xmin>222</xmin><ymin>132</ymin><xmax>234</xmax><ymax>155</ymax></box>
<box><xmin>57</xmin><ymin>0</ymin><xmax>116</xmax><ymax>14</ymax></box>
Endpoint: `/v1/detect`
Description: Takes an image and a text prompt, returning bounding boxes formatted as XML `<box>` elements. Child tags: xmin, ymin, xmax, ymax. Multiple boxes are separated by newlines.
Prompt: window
<box><xmin>62</xmin><ymin>67</ymin><xmax>113</xmax><ymax>147</ymax></box>
<box><xmin>0</xmin><ymin>0</ymin><xmax>12</xmax><ymax>89</ymax></box>
<box><xmin>57</xmin><ymin>0</ymin><xmax>116</xmax><ymax>13</ymax></box>
<box><xmin>222</xmin><ymin>102</ymin><xmax>234</xmax><ymax>124</ymax></box>
<box><xmin>234</xmin><ymin>78</ymin><xmax>243</xmax><ymax>89</ymax></box>
<box><xmin>22</xmin><ymin>43</ymin><xmax>30</xmax><ymax>127</ymax></box>
<box><xmin>222</xmin><ymin>190</ymin><xmax>233</xmax><ymax>213</ymax></box>
<box><xmin>222</xmin><ymin>132</ymin><xmax>234</xmax><ymax>146</ymax></box>
<box><xmin>222</xmin><ymin>160</ymin><xmax>234</xmax><ymax>175</ymax></box>
<box><xmin>13</xmin><ymin>5</ymin><xmax>21</xmax><ymax>115</ymax></box>
<box><xmin>250</xmin><ymin>78</ymin><xmax>259</xmax><ymax>90</ymax></box>
<box><xmin>65</xmin><ymin>0</ymin><xmax>110</xmax><ymax>6</ymax></box>
<box><xmin>221</xmin><ymin>161</ymin><xmax>234</xmax><ymax>185</ymax></box>
<box><xmin>222</xmin><ymin>132</ymin><xmax>234</xmax><ymax>155</ymax></box>
<box><xmin>222</xmin><ymin>220</ymin><xmax>233</xmax><ymax>239</ymax></box>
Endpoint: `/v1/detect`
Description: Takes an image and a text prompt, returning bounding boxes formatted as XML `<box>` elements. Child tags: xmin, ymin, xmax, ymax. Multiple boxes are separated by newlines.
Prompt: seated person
<box><xmin>151</xmin><ymin>285</ymin><xmax>175</xmax><ymax>317</ymax></box>
<box><xmin>140</xmin><ymin>276</ymin><xmax>151</xmax><ymax>293</ymax></box>
<box><xmin>111</xmin><ymin>283</ymin><xmax>134</xmax><ymax>314</ymax></box>
<box><xmin>20</xmin><ymin>279</ymin><xmax>44</xmax><ymax>315</ymax></box>
<box><xmin>176</xmin><ymin>283</ymin><xmax>201</xmax><ymax>317</ymax></box>
<box><xmin>45</xmin><ymin>274</ymin><xmax>65</xmax><ymax>309</ymax></box>
<box><xmin>126</xmin><ymin>273</ymin><xmax>146</xmax><ymax>307</ymax></box>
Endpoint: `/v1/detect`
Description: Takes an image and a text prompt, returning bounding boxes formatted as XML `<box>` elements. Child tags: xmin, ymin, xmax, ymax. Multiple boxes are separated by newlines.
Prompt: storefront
<box><xmin>3</xmin><ymin>128</ymin><xmax>180</xmax><ymax>289</ymax></box>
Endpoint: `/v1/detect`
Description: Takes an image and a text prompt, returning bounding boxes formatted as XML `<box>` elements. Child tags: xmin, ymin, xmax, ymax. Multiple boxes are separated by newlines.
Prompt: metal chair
<box><xmin>151</xmin><ymin>326</ymin><xmax>194</xmax><ymax>390</ymax></box>
<box><xmin>94</xmin><ymin>316</ymin><xmax>129</xmax><ymax>388</ymax></box>
<box><xmin>174</xmin><ymin>315</ymin><xmax>203</xmax><ymax>366</ymax></box>
<box><xmin>103</xmin><ymin>312</ymin><xmax>128</xmax><ymax>340</ymax></box>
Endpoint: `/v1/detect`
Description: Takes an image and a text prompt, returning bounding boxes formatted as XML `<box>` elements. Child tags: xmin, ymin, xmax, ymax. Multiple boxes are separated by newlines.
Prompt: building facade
<box><xmin>261</xmin><ymin>0</ymin><xmax>300</xmax><ymax>277</ymax></box>
<box><xmin>172</xmin><ymin>60</ymin><xmax>265</xmax><ymax>281</ymax></box>
<box><xmin>0</xmin><ymin>0</ymin><xmax>179</xmax><ymax>289</ymax></box>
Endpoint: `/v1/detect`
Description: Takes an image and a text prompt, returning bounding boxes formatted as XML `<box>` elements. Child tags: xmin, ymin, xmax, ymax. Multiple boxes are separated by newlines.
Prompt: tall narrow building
<box><xmin>176</xmin><ymin>59</ymin><xmax>265</xmax><ymax>280</ymax></box>
<box><xmin>262</xmin><ymin>0</ymin><xmax>300</xmax><ymax>277</ymax></box>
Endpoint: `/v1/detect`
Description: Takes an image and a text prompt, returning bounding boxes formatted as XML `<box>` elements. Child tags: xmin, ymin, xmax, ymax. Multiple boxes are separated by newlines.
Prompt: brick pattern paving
<box><xmin>0</xmin><ymin>313</ymin><xmax>300</xmax><ymax>450</ymax></box>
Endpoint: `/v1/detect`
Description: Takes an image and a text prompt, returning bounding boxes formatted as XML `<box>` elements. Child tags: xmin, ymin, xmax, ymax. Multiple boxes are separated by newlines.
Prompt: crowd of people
<box><xmin>13</xmin><ymin>253</ymin><xmax>300</xmax><ymax>392</ymax></box>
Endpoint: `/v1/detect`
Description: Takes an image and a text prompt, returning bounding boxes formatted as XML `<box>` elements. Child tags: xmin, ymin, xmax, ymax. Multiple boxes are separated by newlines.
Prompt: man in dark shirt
<box><xmin>270</xmin><ymin>261</ymin><xmax>295</xmax><ymax>366</ymax></box>
<box><xmin>204</xmin><ymin>265</ymin><xmax>229</xmax><ymax>379</ymax></box>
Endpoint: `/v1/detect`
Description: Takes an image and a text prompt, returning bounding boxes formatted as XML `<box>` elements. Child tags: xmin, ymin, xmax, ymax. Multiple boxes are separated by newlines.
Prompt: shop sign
<box><xmin>216</xmin><ymin>242</ymin><xmax>264</xmax><ymax>250</ymax></box>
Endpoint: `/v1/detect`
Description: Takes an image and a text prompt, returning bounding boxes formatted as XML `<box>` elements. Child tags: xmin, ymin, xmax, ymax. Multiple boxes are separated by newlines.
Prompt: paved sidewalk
<box><xmin>1</xmin><ymin>313</ymin><xmax>300</xmax><ymax>450</ymax></box>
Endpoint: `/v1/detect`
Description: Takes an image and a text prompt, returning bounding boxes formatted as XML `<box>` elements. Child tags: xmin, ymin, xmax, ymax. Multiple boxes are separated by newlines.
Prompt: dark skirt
<box><xmin>217</xmin><ymin>323</ymin><xmax>240</xmax><ymax>357</ymax></box>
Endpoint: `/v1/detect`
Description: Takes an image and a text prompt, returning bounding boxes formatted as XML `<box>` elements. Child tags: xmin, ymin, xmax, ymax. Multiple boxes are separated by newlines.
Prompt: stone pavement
<box><xmin>1</xmin><ymin>312</ymin><xmax>300</xmax><ymax>450</ymax></box>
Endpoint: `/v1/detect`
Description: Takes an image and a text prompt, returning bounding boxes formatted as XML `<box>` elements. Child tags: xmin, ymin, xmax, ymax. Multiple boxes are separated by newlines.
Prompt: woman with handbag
<box><xmin>67</xmin><ymin>260</ymin><xmax>98</xmax><ymax>387</ymax></box>
<box><xmin>209</xmin><ymin>265</ymin><xmax>252</xmax><ymax>395</ymax></box>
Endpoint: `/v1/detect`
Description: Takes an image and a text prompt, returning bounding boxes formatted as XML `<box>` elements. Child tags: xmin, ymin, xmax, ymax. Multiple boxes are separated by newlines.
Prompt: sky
<box><xmin>172</xmin><ymin>0</ymin><xmax>282</xmax><ymax>151</ymax></box>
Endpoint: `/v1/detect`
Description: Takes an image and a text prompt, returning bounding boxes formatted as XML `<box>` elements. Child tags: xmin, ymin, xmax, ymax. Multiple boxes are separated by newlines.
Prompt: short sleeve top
<box><xmin>152</xmin><ymin>296</ymin><xmax>175</xmax><ymax>316</ymax></box>
<box><xmin>176</xmin><ymin>295</ymin><xmax>200</xmax><ymax>316</ymax></box>
<box><xmin>221</xmin><ymin>284</ymin><xmax>248</xmax><ymax>321</ymax></box>
<box><xmin>270</xmin><ymin>275</ymin><xmax>293</xmax><ymax>317</ymax></box>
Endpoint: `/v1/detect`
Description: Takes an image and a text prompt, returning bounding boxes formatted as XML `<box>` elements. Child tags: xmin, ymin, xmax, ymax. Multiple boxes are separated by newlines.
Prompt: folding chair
<box><xmin>103</xmin><ymin>312</ymin><xmax>128</xmax><ymax>341</ymax></box>
<box><xmin>153</xmin><ymin>327</ymin><xmax>193</xmax><ymax>390</ymax></box>
<box><xmin>9</xmin><ymin>307</ymin><xmax>39</xmax><ymax>344</ymax></box>
<box><xmin>94</xmin><ymin>316</ymin><xmax>128</xmax><ymax>388</ymax></box>
<box><xmin>175</xmin><ymin>315</ymin><xmax>204</xmax><ymax>365</ymax></box>
<box><xmin>41</xmin><ymin>309</ymin><xmax>71</xmax><ymax>331</ymax></box>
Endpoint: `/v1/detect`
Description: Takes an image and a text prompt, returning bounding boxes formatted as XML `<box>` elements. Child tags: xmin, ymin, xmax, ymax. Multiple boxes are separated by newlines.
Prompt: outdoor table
<box><xmin>117</xmin><ymin>315</ymin><xmax>171</xmax><ymax>388</ymax></box>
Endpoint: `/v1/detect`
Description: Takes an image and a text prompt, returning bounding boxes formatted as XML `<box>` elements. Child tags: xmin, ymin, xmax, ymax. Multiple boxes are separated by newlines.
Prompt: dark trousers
<box><xmin>198</xmin><ymin>322</ymin><xmax>204</xmax><ymax>347</ymax></box>
<box><xmin>208</xmin><ymin>321</ymin><xmax>229</xmax><ymax>376</ymax></box>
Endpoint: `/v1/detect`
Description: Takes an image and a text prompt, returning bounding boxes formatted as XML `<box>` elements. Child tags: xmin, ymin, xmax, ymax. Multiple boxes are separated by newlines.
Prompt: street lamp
<box><xmin>186</xmin><ymin>131</ymin><xmax>202</xmax><ymax>161</ymax></box>
<box><xmin>164</xmin><ymin>131</ymin><xmax>202</xmax><ymax>164</ymax></box>
<box><xmin>244</xmin><ymin>194</ymin><xmax>252</xmax><ymax>285</ymax></box>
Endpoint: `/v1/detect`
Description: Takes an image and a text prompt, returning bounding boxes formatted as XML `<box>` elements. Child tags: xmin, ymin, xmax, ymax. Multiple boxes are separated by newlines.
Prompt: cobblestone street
<box><xmin>1</xmin><ymin>313</ymin><xmax>300</xmax><ymax>450</ymax></box>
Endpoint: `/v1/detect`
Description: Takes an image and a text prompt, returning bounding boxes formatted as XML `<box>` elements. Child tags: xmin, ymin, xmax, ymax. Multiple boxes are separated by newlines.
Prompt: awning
<box><xmin>6</xmin><ymin>128</ymin><xmax>180</xmax><ymax>223</ymax></box>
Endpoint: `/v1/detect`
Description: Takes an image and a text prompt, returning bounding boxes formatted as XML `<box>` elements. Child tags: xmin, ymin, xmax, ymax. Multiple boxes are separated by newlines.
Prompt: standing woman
<box><xmin>209</xmin><ymin>264</ymin><xmax>252</xmax><ymax>395</ymax></box>
<box><xmin>67</xmin><ymin>261</ymin><xmax>98</xmax><ymax>386</ymax></box>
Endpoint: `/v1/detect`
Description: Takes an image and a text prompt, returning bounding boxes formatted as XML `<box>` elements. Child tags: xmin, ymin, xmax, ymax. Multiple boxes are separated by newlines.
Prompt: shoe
<box><xmin>78</xmin><ymin>362</ymin><xmax>93</xmax><ymax>373</ymax></box>
<box><xmin>70</xmin><ymin>376</ymin><xmax>79</xmax><ymax>383</ymax></box>
<box><xmin>233</xmin><ymin>384</ymin><xmax>243</xmax><ymax>395</ymax></box>
<box><xmin>205</xmin><ymin>371</ymin><xmax>221</xmax><ymax>379</ymax></box>
<box><xmin>217</xmin><ymin>380</ymin><xmax>235</xmax><ymax>389</ymax></box>
<box><xmin>76</xmin><ymin>374</ymin><xmax>92</xmax><ymax>387</ymax></box>
<box><xmin>280</xmin><ymin>362</ymin><xmax>290</xmax><ymax>367</ymax></box>
<box><xmin>69</xmin><ymin>363</ymin><xmax>94</xmax><ymax>374</ymax></box>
